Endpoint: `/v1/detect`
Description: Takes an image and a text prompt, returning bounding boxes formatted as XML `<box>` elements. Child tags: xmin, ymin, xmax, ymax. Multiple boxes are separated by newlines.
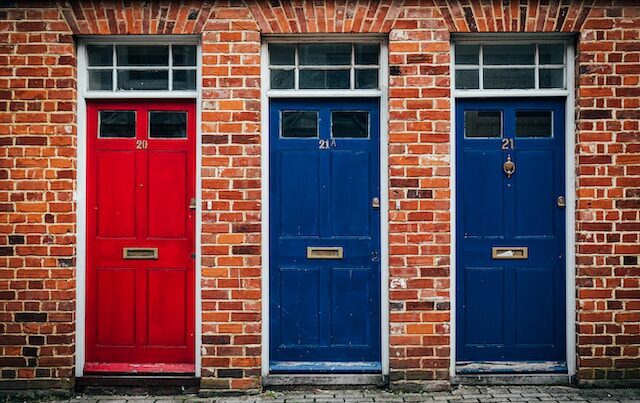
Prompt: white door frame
<box><xmin>448</xmin><ymin>34</ymin><xmax>577</xmax><ymax>378</ymax></box>
<box><xmin>260</xmin><ymin>35</ymin><xmax>390</xmax><ymax>376</ymax></box>
<box><xmin>74</xmin><ymin>35</ymin><xmax>202</xmax><ymax>377</ymax></box>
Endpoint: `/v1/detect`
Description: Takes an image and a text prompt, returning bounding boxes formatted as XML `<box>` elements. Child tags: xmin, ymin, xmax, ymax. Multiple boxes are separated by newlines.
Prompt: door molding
<box><xmin>448</xmin><ymin>37</ymin><xmax>576</xmax><ymax>378</ymax></box>
<box><xmin>260</xmin><ymin>37</ymin><xmax>390</xmax><ymax>376</ymax></box>
<box><xmin>74</xmin><ymin>38</ymin><xmax>202</xmax><ymax>377</ymax></box>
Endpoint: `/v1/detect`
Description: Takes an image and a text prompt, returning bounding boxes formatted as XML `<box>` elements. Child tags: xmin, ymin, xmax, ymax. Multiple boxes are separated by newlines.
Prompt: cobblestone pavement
<box><xmin>32</xmin><ymin>386</ymin><xmax>640</xmax><ymax>403</ymax></box>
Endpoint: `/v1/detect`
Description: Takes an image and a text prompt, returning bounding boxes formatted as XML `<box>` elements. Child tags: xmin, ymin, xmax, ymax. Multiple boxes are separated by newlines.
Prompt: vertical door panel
<box><xmin>464</xmin><ymin>267</ymin><xmax>505</xmax><ymax>346</ymax></box>
<box><xmin>96</xmin><ymin>151</ymin><xmax>137</xmax><ymax>238</ymax></box>
<box><xmin>147</xmin><ymin>151</ymin><xmax>188</xmax><ymax>239</ymax></box>
<box><xmin>147</xmin><ymin>268</ymin><xmax>187</xmax><ymax>346</ymax></box>
<box><xmin>278</xmin><ymin>267</ymin><xmax>321</xmax><ymax>346</ymax></box>
<box><xmin>462</xmin><ymin>150</ymin><xmax>504</xmax><ymax>238</ymax></box>
<box><xmin>330</xmin><ymin>151</ymin><xmax>370</xmax><ymax>236</ymax></box>
<box><xmin>331</xmin><ymin>268</ymin><xmax>370</xmax><ymax>346</ymax></box>
<box><xmin>279</xmin><ymin>151</ymin><xmax>320</xmax><ymax>237</ymax></box>
<box><xmin>514</xmin><ymin>150</ymin><xmax>555</xmax><ymax>237</ymax></box>
<box><xmin>96</xmin><ymin>268</ymin><xmax>136</xmax><ymax>346</ymax></box>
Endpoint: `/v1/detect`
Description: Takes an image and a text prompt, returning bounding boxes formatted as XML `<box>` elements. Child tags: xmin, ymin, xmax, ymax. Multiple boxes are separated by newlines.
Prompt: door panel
<box><xmin>87</xmin><ymin>100</ymin><xmax>195</xmax><ymax>368</ymax></box>
<box><xmin>96</xmin><ymin>151</ymin><xmax>137</xmax><ymax>238</ymax></box>
<box><xmin>456</xmin><ymin>98</ymin><xmax>565</xmax><ymax>364</ymax></box>
<box><xmin>270</xmin><ymin>98</ymin><xmax>381</xmax><ymax>371</ymax></box>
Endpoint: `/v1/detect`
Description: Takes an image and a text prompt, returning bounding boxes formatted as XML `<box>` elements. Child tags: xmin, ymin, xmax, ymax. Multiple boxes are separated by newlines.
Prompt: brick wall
<box><xmin>0</xmin><ymin>0</ymin><xmax>638</xmax><ymax>393</ymax></box>
<box><xmin>0</xmin><ymin>2</ymin><xmax>77</xmax><ymax>392</ymax></box>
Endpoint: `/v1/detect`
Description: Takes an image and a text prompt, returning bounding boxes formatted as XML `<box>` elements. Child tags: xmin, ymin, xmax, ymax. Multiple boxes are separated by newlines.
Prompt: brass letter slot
<box><xmin>492</xmin><ymin>247</ymin><xmax>528</xmax><ymax>260</ymax></box>
<box><xmin>307</xmin><ymin>247</ymin><xmax>344</xmax><ymax>259</ymax></box>
<box><xmin>123</xmin><ymin>247</ymin><xmax>158</xmax><ymax>260</ymax></box>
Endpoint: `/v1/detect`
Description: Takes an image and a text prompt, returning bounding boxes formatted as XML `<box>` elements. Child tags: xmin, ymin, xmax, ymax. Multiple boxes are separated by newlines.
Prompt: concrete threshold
<box><xmin>453</xmin><ymin>373</ymin><xmax>573</xmax><ymax>386</ymax></box>
<box><xmin>263</xmin><ymin>374</ymin><xmax>387</xmax><ymax>389</ymax></box>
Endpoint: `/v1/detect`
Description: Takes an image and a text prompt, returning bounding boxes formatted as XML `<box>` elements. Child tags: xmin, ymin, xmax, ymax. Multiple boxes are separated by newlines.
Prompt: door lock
<box><xmin>503</xmin><ymin>154</ymin><xmax>516</xmax><ymax>178</ymax></box>
<box><xmin>372</xmin><ymin>197</ymin><xmax>380</xmax><ymax>209</ymax></box>
<box><xmin>371</xmin><ymin>251</ymin><xmax>380</xmax><ymax>262</ymax></box>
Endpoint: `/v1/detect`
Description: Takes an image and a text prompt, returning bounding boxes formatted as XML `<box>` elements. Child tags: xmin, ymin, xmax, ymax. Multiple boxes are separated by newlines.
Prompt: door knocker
<box><xmin>503</xmin><ymin>154</ymin><xmax>515</xmax><ymax>178</ymax></box>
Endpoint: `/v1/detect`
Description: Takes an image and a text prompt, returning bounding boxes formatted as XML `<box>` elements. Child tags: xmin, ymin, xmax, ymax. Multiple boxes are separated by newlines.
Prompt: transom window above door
<box><xmin>268</xmin><ymin>42</ymin><xmax>381</xmax><ymax>90</ymax></box>
<box><xmin>86</xmin><ymin>44</ymin><xmax>197</xmax><ymax>92</ymax></box>
<box><xmin>454</xmin><ymin>42</ymin><xmax>566</xmax><ymax>90</ymax></box>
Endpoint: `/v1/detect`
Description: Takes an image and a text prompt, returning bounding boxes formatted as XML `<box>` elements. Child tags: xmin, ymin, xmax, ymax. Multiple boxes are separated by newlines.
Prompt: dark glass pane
<box><xmin>88</xmin><ymin>69</ymin><xmax>113</xmax><ymax>91</ymax></box>
<box><xmin>332</xmin><ymin>111</ymin><xmax>369</xmax><ymax>138</ymax></box>
<box><xmin>464</xmin><ymin>110</ymin><xmax>501</xmax><ymax>138</ymax></box>
<box><xmin>355</xmin><ymin>44</ymin><xmax>379</xmax><ymax>65</ymax></box>
<box><xmin>355</xmin><ymin>69</ymin><xmax>378</xmax><ymax>89</ymax></box>
<box><xmin>483</xmin><ymin>68</ymin><xmax>534</xmax><ymax>89</ymax></box>
<box><xmin>269</xmin><ymin>43</ymin><xmax>295</xmax><ymax>66</ymax></box>
<box><xmin>516</xmin><ymin>111</ymin><xmax>553</xmax><ymax>138</ymax></box>
<box><xmin>116</xmin><ymin>45</ymin><xmax>169</xmax><ymax>66</ymax></box>
<box><xmin>149</xmin><ymin>111</ymin><xmax>187</xmax><ymax>138</ymax></box>
<box><xmin>299</xmin><ymin>43</ymin><xmax>351</xmax><ymax>65</ymax></box>
<box><xmin>483</xmin><ymin>44</ymin><xmax>535</xmax><ymax>65</ymax></box>
<box><xmin>172</xmin><ymin>45</ymin><xmax>196</xmax><ymax>66</ymax></box>
<box><xmin>299</xmin><ymin>69</ymin><xmax>349</xmax><ymax>89</ymax></box>
<box><xmin>539</xmin><ymin>68</ymin><xmax>564</xmax><ymax>89</ymax></box>
<box><xmin>99</xmin><ymin>111</ymin><xmax>136</xmax><ymax>138</ymax></box>
<box><xmin>539</xmin><ymin>43</ymin><xmax>564</xmax><ymax>64</ymax></box>
<box><xmin>117</xmin><ymin>70</ymin><xmax>168</xmax><ymax>90</ymax></box>
<box><xmin>270</xmin><ymin>69</ymin><xmax>294</xmax><ymax>89</ymax></box>
<box><xmin>281</xmin><ymin>111</ymin><xmax>318</xmax><ymax>138</ymax></box>
<box><xmin>87</xmin><ymin>45</ymin><xmax>113</xmax><ymax>66</ymax></box>
<box><xmin>455</xmin><ymin>69</ymin><xmax>479</xmax><ymax>89</ymax></box>
<box><xmin>173</xmin><ymin>70</ymin><xmax>196</xmax><ymax>90</ymax></box>
<box><xmin>455</xmin><ymin>44</ymin><xmax>480</xmax><ymax>65</ymax></box>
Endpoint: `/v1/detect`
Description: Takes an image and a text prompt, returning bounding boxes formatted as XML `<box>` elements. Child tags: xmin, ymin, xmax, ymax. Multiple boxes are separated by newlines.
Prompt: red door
<box><xmin>86</xmin><ymin>100</ymin><xmax>195</xmax><ymax>372</ymax></box>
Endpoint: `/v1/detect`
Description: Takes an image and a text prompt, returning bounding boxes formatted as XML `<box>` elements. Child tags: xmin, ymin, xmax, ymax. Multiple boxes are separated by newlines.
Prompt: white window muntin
<box><xmin>453</xmin><ymin>39</ymin><xmax>569</xmax><ymax>94</ymax></box>
<box><xmin>267</xmin><ymin>40</ymin><xmax>382</xmax><ymax>93</ymax></box>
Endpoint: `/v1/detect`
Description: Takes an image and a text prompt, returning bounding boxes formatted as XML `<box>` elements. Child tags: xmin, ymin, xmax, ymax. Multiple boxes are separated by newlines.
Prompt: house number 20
<box><xmin>319</xmin><ymin>139</ymin><xmax>337</xmax><ymax>149</ymax></box>
<box><xmin>136</xmin><ymin>140</ymin><xmax>148</xmax><ymax>149</ymax></box>
<box><xmin>501</xmin><ymin>138</ymin><xmax>514</xmax><ymax>150</ymax></box>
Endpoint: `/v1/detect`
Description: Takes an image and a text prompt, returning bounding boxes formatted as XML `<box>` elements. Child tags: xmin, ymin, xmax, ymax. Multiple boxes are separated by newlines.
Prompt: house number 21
<box><xmin>501</xmin><ymin>138</ymin><xmax>514</xmax><ymax>150</ymax></box>
<box><xmin>319</xmin><ymin>139</ymin><xmax>337</xmax><ymax>149</ymax></box>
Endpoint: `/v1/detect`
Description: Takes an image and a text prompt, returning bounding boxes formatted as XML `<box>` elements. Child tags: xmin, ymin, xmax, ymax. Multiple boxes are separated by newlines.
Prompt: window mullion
<box><xmin>169</xmin><ymin>45</ymin><xmax>173</xmax><ymax>91</ymax></box>
<box><xmin>478</xmin><ymin>45</ymin><xmax>484</xmax><ymax>90</ymax></box>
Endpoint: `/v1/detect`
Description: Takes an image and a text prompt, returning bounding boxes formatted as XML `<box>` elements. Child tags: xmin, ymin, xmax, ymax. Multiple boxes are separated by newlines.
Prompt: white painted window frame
<box><xmin>449</xmin><ymin>33</ymin><xmax>576</xmax><ymax>380</ymax></box>
<box><xmin>260</xmin><ymin>34</ymin><xmax>390</xmax><ymax>377</ymax></box>
<box><xmin>75</xmin><ymin>35</ymin><xmax>203</xmax><ymax>378</ymax></box>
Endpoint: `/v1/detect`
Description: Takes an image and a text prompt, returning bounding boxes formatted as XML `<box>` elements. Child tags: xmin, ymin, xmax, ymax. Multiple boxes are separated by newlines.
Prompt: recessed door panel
<box><xmin>148</xmin><ymin>268</ymin><xmax>187</xmax><ymax>346</ymax></box>
<box><xmin>97</xmin><ymin>151</ymin><xmax>136</xmax><ymax>238</ymax></box>
<box><xmin>514</xmin><ymin>150</ymin><xmax>555</xmax><ymax>237</ymax></box>
<box><xmin>279</xmin><ymin>151</ymin><xmax>320</xmax><ymax>237</ymax></box>
<box><xmin>456</xmin><ymin>98</ymin><xmax>566</xmax><ymax>365</ymax></box>
<box><xmin>330</xmin><ymin>151</ymin><xmax>370</xmax><ymax>236</ymax></box>
<box><xmin>87</xmin><ymin>101</ymin><xmax>195</xmax><ymax>369</ymax></box>
<box><xmin>147</xmin><ymin>151</ymin><xmax>188</xmax><ymax>239</ymax></box>
<box><xmin>96</xmin><ymin>268</ymin><xmax>136</xmax><ymax>346</ymax></box>
<box><xmin>462</xmin><ymin>150</ymin><xmax>504</xmax><ymax>238</ymax></box>
<box><xmin>331</xmin><ymin>268</ymin><xmax>370</xmax><ymax>346</ymax></box>
<box><xmin>278</xmin><ymin>267</ymin><xmax>321</xmax><ymax>347</ymax></box>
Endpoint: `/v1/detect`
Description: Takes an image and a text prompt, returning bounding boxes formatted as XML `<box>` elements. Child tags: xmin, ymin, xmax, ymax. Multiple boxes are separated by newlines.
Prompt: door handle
<box><xmin>503</xmin><ymin>154</ymin><xmax>515</xmax><ymax>178</ymax></box>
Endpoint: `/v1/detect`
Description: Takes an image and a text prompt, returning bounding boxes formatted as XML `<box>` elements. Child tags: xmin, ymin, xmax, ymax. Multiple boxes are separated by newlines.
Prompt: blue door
<box><xmin>456</xmin><ymin>98</ymin><xmax>566</xmax><ymax>365</ymax></box>
<box><xmin>269</xmin><ymin>98</ymin><xmax>381</xmax><ymax>372</ymax></box>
